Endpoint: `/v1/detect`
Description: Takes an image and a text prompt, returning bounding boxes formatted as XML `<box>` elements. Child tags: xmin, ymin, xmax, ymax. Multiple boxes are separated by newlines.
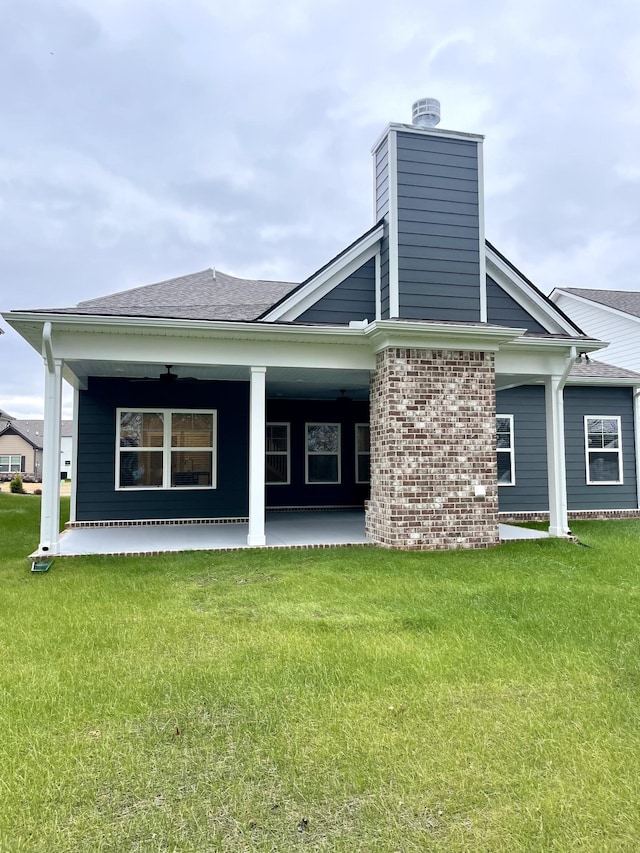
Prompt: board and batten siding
<box><xmin>564</xmin><ymin>386</ymin><xmax>637</xmax><ymax>510</ymax></box>
<box><xmin>75</xmin><ymin>377</ymin><xmax>250</xmax><ymax>521</ymax></box>
<box><xmin>487</xmin><ymin>276</ymin><xmax>549</xmax><ymax>334</ymax></box>
<box><xmin>395</xmin><ymin>131</ymin><xmax>481</xmax><ymax>322</ymax></box>
<box><xmin>496</xmin><ymin>385</ymin><xmax>549</xmax><ymax>512</ymax></box>
<box><xmin>552</xmin><ymin>295</ymin><xmax>640</xmax><ymax>373</ymax></box>
<box><xmin>296</xmin><ymin>258</ymin><xmax>376</xmax><ymax>324</ymax></box>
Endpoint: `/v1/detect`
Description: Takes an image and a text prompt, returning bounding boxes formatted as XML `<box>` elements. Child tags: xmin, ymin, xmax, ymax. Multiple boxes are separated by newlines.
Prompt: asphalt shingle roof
<box><xmin>33</xmin><ymin>269</ymin><xmax>299</xmax><ymax>322</ymax></box>
<box><xmin>558</xmin><ymin>288</ymin><xmax>640</xmax><ymax>320</ymax></box>
<box><xmin>569</xmin><ymin>359</ymin><xmax>640</xmax><ymax>380</ymax></box>
<box><xmin>0</xmin><ymin>420</ymin><xmax>73</xmax><ymax>448</ymax></box>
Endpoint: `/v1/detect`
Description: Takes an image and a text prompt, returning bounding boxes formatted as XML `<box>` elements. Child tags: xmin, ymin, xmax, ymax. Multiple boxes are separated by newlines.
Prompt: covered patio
<box><xmin>44</xmin><ymin>513</ymin><xmax>548</xmax><ymax>558</ymax></box>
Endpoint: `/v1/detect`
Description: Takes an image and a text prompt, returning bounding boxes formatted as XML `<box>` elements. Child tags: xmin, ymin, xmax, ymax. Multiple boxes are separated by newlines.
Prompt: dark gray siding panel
<box><xmin>396</xmin><ymin>130</ymin><xmax>481</xmax><ymax>322</ymax></box>
<box><xmin>380</xmin><ymin>223</ymin><xmax>390</xmax><ymax>319</ymax></box>
<box><xmin>496</xmin><ymin>386</ymin><xmax>549</xmax><ymax>512</ymax></box>
<box><xmin>76</xmin><ymin>378</ymin><xmax>249</xmax><ymax>521</ymax></box>
<box><xmin>296</xmin><ymin>258</ymin><xmax>376</xmax><ymax>324</ymax></box>
<box><xmin>564</xmin><ymin>386</ymin><xmax>637</xmax><ymax>510</ymax></box>
<box><xmin>375</xmin><ymin>139</ymin><xmax>390</xmax><ymax>319</ymax></box>
<box><xmin>265</xmin><ymin>399</ymin><xmax>370</xmax><ymax>508</ymax></box>
<box><xmin>486</xmin><ymin>276</ymin><xmax>548</xmax><ymax>334</ymax></box>
<box><xmin>375</xmin><ymin>138</ymin><xmax>389</xmax><ymax>221</ymax></box>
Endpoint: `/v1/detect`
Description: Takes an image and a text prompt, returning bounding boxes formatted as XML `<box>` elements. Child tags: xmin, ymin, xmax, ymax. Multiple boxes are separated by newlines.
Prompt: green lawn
<box><xmin>1</xmin><ymin>493</ymin><xmax>640</xmax><ymax>852</ymax></box>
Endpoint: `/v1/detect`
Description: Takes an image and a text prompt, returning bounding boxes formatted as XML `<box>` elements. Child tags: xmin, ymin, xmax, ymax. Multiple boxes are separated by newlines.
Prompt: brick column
<box><xmin>365</xmin><ymin>347</ymin><xmax>499</xmax><ymax>550</ymax></box>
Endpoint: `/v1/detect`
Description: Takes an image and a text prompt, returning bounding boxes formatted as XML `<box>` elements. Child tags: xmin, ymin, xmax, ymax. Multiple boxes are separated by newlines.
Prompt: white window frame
<box><xmin>115</xmin><ymin>408</ymin><xmax>217</xmax><ymax>491</ymax></box>
<box><xmin>305</xmin><ymin>423</ymin><xmax>341</xmax><ymax>485</ymax></box>
<box><xmin>496</xmin><ymin>414</ymin><xmax>515</xmax><ymax>487</ymax></box>
<box><xmin>266</xmin><ymin>422</ymin><xmax>290</xmax><ymax>485</ymax></box>
<box><xmin>0</xmin><ymin>454</ymin><xmax>22</xmax><ymax>474</ymax></box>
<box><xmin>584</xmin><ymin>416</ymin><xmax>623</xmax><ymax>486</ymax></box>
<box><xmin>355</xmin><ymin>423</ymin><xmax>371</xmax><ymax>484</ymax></box>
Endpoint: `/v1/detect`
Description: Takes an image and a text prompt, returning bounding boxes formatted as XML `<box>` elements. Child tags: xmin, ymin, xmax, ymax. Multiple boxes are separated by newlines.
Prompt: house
<box><xmin>550</xmin><ymin>289</ymin><xmax>640</xmax><ymax>374</ymax></box>
<box><xmin>3</xmin><ymin>98</ymin><xmax>640</xmax><ymax>558</ymax></box>
<box><xmin>0</xmin><ymin>418</ymin><xmax>74</xmax><ymax>481</ymax></box>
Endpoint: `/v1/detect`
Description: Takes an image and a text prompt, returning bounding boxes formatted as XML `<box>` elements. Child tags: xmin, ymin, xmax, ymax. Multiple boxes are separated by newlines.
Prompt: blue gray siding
<box><xmin>486</xmin><ymin>276</ymin><xmax>549</xmax><ymax>334</ymax></box>
<box><xmin>396</xmin><ymin>131</ymin><xmax>481</xmax><ymax>322</ymax></box>
<box><xmin>76</xmin><ymin>378</ymin><xmax>250</xmax><ymax>521</ymax></box>
<box><xmin>375</xmin><ymin>139</ymin><xmax>390</xmax><ymax>319</ymax></box>
<box><xmin>75</xmin><ymin>379</ymin><xmax>370</xmax><ymax>521</ymax></box>
<box><xmin>564</xmin><ymin>386</ymin><xmax>637</xmax><ymax>510</ymax></box>
<box><xmin>266</xmin><ymin>399</ymin><xmax>370</xmax><ymax>508</ymax></box>
<box><xmin>296</xmin><ymin>258</ymin><xmax>376</xmax><ymax>324</ymax></box>
<box><xmin>496</xmin><ymin>386</ymin><xmax>549</xmax><ymax>512</ymax></box>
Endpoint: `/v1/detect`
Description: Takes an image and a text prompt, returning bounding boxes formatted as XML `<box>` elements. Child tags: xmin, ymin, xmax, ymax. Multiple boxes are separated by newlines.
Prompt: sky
<box><xmin>2</xmin><ymin>0</ymin><xmax>640</xmax><ymax>419</ymax></box>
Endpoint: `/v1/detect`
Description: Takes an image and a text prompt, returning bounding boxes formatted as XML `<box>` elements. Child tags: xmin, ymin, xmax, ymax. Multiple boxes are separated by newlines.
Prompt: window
<box><xmin>496</xmin><ymin>415</ymin><xmax>514</xmax><ymax>486</ymax></box>
<box><xmin>306</xmin><ymin>423</ymin><xmax>341</xmax><ymax>484</ymax></box>
<box><xmin>355</xmin><ymin>423</ymin><xmax>371</xmax><ymax>483</ymax></box>
<box><xmin>0</xmin><ymin>455</ymin><xmax>22</xmax><ymax>473</ymax></box>
<box><xmin>584</xmin><ymin>416</ymin><xmax>623</xmax><ymax>485</ymax></box>
<box><xmin>266</xmin><ymin>423</ymin><xmax>290</xmax><ymax>484</ymax></box>
<box><xmin>116</xmin><ymin>409</ymin><xmax>216</xmax><ymax>489</ymax></box>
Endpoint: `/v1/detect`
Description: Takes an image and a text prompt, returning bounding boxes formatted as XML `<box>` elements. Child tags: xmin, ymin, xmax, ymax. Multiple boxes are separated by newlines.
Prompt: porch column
<box><xmin>633</xmin><ymin>386</ymin><xmax>640</xmax><ymax>510</ymax></box>
<box><xmin>247</xmin><ymin>366</ymin><xmax>266</xmax><ymax>547</ymax></box>
<box><xmin>40</xmin><ymin>343</ymin><xmax>63</xmax><ymax>555</ymax></box>
<box><xmin>545</xmin><ymin>374</ymin><xmax>570</xmax><ymax>537</ymax></box>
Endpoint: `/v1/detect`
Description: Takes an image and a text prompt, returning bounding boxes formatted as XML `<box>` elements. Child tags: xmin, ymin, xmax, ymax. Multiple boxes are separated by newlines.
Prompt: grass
<box><xmin>1</xmin><ymin>494</ymin><xmax>640</xmax><ymax>851</ymax></box>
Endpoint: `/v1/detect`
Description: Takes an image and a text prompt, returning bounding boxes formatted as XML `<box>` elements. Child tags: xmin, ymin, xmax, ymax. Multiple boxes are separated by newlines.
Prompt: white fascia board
<box><xmin>550</xmin><ymin>289</ymin><xmax>640</xmax><ymax>326</ymax></box>
<box><xmin>4</xmin><ymin>311</ymin><xmax>374</xmax><ymax>349</ymax></box>
<box><xmin>485</xmin><ymin>248</ymin><xmax>580</xmax><ymax>336</ymax></box>
<box><xmin>364</xmin><ymin>319</ymin><xmax>524</xmax><ymax>353</ymax></box>
<box><xmin>260</xmin><ymin>225</ymin><xmax>383</xmax><ymax>322</ymax></box>
<box><xmin>498</xmin><ymin>335</ymin><xmax>606</xmax><ymax>355</ymax></box>
<box><xmin>496</xmin><ymin>335</ymin><xmax>606</xmax><ymax>378</ymax></box>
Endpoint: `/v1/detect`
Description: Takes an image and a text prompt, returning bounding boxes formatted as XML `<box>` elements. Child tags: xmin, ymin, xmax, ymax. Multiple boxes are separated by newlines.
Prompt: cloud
<box><xmin>3</xmin><ymin>0</ymin><xmax>640</xmax><ymax>417</ymax></box>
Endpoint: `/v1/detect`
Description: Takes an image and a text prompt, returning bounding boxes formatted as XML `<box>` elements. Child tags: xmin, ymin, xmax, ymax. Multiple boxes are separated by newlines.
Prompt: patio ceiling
<box><xmin>64</xmin><ymin>359</ymin><xmax>372</xmax><ymax>400</ymax></box>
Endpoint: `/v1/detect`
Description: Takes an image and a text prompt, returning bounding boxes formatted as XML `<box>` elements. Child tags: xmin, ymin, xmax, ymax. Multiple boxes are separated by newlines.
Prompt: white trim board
<box><xmin>486</xmin><ymin>247</ymin><xmax>582</xmax><ymax>336</ymax></box>
<box><xmin>261</xmin><ymin>225</ymin><xmax>383</xmax><ymax>322</ymax></box>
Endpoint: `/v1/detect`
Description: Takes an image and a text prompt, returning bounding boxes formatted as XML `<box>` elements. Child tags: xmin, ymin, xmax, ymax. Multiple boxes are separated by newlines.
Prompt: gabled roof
<box><xmin>22</xmin><ymin>269</ymin><xmax>298</xmax><ymax>323</ymax></box>
<box><xmin>0</xmin><ymin>419</ymin><xmax>73</xmax><ymax>449</ymax></box>
<box><xmin>552</xmin><ymin>288</ymin><xmax>640</xmax><ymax>320</ymax></box>
<box><xmin>259</xmin><ymin>221</ymin><xmax>384</xmax><ymax>322</ymax></box>
<box><xmin>486</xmin><ymin>242</ymin><xmax>585</xmax><ymax>337</ymax></box>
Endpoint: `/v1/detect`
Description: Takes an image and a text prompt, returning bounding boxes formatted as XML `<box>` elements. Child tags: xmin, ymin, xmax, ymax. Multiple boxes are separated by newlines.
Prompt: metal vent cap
<box><xmin>412</xmin><ymin>98</ymin><xmax>440</xmax><ymax>128</ymax></box>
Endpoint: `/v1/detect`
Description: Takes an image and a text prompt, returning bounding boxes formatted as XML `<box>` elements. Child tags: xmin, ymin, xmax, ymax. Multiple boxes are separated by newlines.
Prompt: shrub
<box><xmin>9</xmin><ymin>474</ymin><xmax>25</xmax><ymax>494</ymax></box>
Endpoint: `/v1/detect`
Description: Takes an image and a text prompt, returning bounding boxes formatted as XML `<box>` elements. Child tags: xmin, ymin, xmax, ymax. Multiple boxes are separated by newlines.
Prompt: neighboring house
<box><xmin>0</xmin><ymin>419</ymin><xmax>74</xmax><ymax>481</ymax></box>
<box><xmin>3</xmin><ymin>99</ymin><xmax>640</xmax><ymax>556</ymax></box>
<box><xmin>550</xmin><ymin>289</ymin><xmax>640</xmax><ymax>373</ymax></box>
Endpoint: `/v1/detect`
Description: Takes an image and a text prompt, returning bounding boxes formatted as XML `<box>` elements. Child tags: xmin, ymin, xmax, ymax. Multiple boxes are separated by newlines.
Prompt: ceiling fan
<box><xmin>130</xmin><ymin>365</ymin><xmax>199</xmax><ymax>383</ymax></box>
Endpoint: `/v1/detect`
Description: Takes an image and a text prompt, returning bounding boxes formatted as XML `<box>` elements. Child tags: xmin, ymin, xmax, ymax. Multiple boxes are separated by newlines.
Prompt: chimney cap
<box><xmin>412</xmin><ymin>98</ymin><xmax>441</xmax><ymax>128</ymax></box>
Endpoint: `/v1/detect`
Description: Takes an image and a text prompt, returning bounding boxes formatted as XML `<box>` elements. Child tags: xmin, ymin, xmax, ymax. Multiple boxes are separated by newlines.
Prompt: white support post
<box><xmin>247</xmin><ymin>366</ymin><xmax>267</xmax><ymax>547</ymax></box>
<box><xmin>69</xmin><ymin>384</ymin><xmax>79</xmax><ymax>524</ymax></box>
<box><xmin>40</xmin><ymin>356</ymin><xmax>63</xmax><ymax>554</ymax></box>
<box><xmin>633</xmin><ymin>386</ymin><xmax>640</xmax><ymax>510</ymax></box>
<box><xmin>545</xmin><ymin>374</ymin><xmax>570</xmax><ymax>537</ymax></box>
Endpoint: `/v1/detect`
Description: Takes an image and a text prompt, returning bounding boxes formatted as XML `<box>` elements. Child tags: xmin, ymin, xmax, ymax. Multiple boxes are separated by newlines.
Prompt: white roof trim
<box><xmin>550</xmin><ymin>288</ymin><xmax>640</xmax><ymax>325</ymax></box>
<box><xmin>486</xmin><ymin>246</ymin><xmax>581</xmax><ymax>336</ymax></box>
<box><xmin>261</xmin><ymin>225</ymin><xmax>383</xmax><ymax>323</ymax></box>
